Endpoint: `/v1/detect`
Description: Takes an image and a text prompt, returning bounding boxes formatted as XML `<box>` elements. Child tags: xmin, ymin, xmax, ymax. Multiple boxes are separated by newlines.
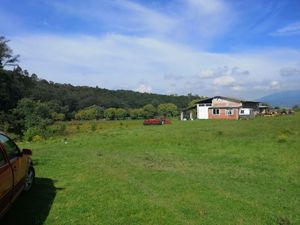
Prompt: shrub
<box><xmin>52</xmin><ymin>112</ymin><xmax>65</xmax><ymax>121</ymax></box>
<box><xmin>277</xmin><ymin>134</ymin><xmax>288</xmax><ymax>143</ymax></box>
<box><xmin>23</xmin><ymin>127</ymin><xmax>41</xmax><ymax>142</ymax></box>
<box><xmin>32</xmin><ymin>135</ymin><xmax>44</xmax><ymax>142</ymax></box>
<box><xmin>58</xmin><ymin>123</ymin><xmax>67</xmax><ymax>135</ymax></box>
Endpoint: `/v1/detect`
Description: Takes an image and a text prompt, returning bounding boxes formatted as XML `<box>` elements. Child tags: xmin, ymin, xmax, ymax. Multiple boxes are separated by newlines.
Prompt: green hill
<box><xmin>0</xmin><ymin>68</ymin><xmax>198</xmax><ymax>113</ymax></box>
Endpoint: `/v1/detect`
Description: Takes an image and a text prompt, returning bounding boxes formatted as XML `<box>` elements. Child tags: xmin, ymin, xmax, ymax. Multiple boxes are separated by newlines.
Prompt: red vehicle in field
<box><xmin>143</xmin><ymin>118</ymin><xmax>171</xmax><ymax>125</ymax></box>
<box><xmin>0</xmin><ymin>132</ymin><xmax>35</xmax><ymax>218</ymax></box>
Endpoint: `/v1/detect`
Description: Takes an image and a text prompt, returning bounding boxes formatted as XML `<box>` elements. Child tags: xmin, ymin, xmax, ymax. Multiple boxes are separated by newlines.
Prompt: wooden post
<box><xmin>180</xmin><ymin>112</ymin><xmax>184</xmax><ymax>120</ymax></box>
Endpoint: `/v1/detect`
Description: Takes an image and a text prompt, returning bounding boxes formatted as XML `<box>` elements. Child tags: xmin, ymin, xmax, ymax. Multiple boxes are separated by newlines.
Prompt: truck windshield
<box><xmin>0</xmin><ymin>134</ymin><xmax>19</xmax><ymax>160</ymax></box>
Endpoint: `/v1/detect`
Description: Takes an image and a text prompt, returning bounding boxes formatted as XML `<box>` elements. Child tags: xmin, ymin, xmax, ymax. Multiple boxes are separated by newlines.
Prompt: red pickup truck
<box><xmin>0</xmin><ymin>132</ymin><xmax>35</xmax><ymax>218</ymax></box>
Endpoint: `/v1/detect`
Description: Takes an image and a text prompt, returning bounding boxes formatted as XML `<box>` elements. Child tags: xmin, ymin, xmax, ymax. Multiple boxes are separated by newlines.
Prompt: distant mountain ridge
<box><xmin>257</xmin><ymin>90</ymin><xmax>300</xmax><ymax>108</ymax></box>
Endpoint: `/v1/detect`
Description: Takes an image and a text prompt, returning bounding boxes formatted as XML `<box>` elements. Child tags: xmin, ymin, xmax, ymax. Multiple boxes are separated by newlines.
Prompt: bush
<box><xmin>32</xmin><ymin>135</ymin><xmax>44</xmax><ymax>142</ymax></box>
<box><xmin>58</xmin><ymin>123</ymin><xmax>67</xmax><ymax>135</ymax></box>
<box><xmin>23</xmin><ymin>127</ymin><xmax>41</xmax><ymax>142</ymax></box>
<box><xmin>277</xmin><ymin>134</ymin><xmax>288</xmax><ymax>143</ymax></box>
<box><xmin>52</xmin><ymin>112</ymin><xmax>66</xmax><ymax>121</ymax></box>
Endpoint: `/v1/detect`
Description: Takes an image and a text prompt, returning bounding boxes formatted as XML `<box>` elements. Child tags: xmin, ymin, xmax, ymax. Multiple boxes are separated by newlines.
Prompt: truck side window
<box><xmin>0</xmin><ymin>134</ymin><xmax>20</xmax><ymax>160</ymax></box>
<box><xmin>0</xmin><ymin>150</ymin><xmax>6</xmax><ymax>166</ymax></box>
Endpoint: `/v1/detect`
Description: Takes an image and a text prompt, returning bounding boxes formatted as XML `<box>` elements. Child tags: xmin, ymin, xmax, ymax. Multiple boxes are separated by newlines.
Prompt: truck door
<box><xmin>0</xmin><ymin>147</ymin><xmax>13</xmax><ymax>216</ymax></box>
<box><xmin>0</xmin><ymin>134</ymin><xmax>27</xmax><ymax>200</ymax></box>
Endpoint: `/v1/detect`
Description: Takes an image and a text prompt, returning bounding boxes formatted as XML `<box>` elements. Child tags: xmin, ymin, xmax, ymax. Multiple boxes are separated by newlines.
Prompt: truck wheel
<box><xmin>24</xmin><ymin>167</ymin><xmax>35</xmax><ymax>192</ymax></box>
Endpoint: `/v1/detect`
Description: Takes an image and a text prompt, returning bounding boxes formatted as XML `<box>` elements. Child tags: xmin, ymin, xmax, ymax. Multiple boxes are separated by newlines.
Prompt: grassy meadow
<box><xmin>2</xmin><ymin>114</ymin><xmax>300</xmax><ymax>225</ymax></box>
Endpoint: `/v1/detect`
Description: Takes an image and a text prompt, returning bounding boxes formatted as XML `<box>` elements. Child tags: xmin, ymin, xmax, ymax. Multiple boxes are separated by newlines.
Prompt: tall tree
<box><xmin>0</xmin><ymin>36</ymin><xmax>19</xmax><ymax>69</ymax></box>
<box><xmin>143</xmin><ymin>104</ymin><xmax>156</xmax><ymax>118</ymax></box>
<box><xmin>157</xmin><ymin>103</ymin><xmax>178</xmax><ymax>117</ymax></box>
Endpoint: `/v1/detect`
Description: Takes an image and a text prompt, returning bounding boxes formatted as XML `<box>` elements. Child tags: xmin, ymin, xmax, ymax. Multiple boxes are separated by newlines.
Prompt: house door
<box><xmin>197</xmin><ymin>105</ymin><xmax>209</xmax><ymax>119</ymax></box>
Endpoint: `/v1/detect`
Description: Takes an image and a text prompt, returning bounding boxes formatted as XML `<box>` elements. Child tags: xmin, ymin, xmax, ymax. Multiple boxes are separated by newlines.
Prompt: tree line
<box><xmin>0</xmin><ymin>36</ymin><xmax>201</xmax><ymax>139</ymax></box>
<box><xmin>75</xmin><ymin>103</ymin><xmax>179</xmax><ymax>121</ymax></box>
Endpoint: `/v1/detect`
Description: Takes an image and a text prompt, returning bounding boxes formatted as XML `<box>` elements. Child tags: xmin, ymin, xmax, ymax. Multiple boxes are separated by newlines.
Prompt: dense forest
<box><xmin>0</xmin><ymin>36</ymin><xmax>201</xmax><ymax>139</ymax></box>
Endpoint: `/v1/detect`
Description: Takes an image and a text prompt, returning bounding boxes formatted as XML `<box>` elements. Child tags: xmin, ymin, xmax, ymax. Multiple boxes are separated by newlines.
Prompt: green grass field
<box><xmin>2</xmin><ymin>114</ymin><xmax>300</xmax><ymax>225</ymax></box>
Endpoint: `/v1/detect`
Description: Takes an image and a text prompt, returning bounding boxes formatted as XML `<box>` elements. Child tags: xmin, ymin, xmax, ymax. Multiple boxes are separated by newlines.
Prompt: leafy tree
<box><xmin>143</xmin><ymin>104</ymin><xmax>156</xmax><ymax>118</ymax></box>
<box><xmin>12</xmin><ymin>98</ymin><xmax>53</xmax><ymax>135</ymax></box>
<box><xmin>188</xmin><ymin>99</ymin><xmax>201</xmax><ymax>108</ymax></box>
<box><xmin>0</xmin><ymin>111</ymin><xmax>10</xmax><ymax>132</ymax></box>
<box><xmin>104</xmin><ymin>108</ymin><xmax>116</xmax><ymax>120</ymax></box>
<box><xmin>187</xmin><ymin>99</ymin><xmax>201</xmax><ymax>119</ymax></box>
<box><xmin>0</xmin><ymin>36</ymin><xmax>19</xmax><ymax>69</ymax></box>
<box><xmin>115</xmin><ymin>108</ymin><xmax>127</xmax><ymax>120</ymax></box>
<box><xmin>157</xmin><ymin>103</ymin><xmax>178</xmax><ymax>117</ymax></box>
<box><xmin>75</xmin><ymin>105</ymin><xmax>103</xmax><ymax>120</ymax></box>
<box><xmin>129</xmin><ymin>108</ymin><xmax>144</xmax><ymax>119</ymax></box>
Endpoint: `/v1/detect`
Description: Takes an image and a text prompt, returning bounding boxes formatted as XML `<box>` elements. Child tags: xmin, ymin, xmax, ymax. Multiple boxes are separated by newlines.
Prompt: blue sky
<box><xmin>1</xmin><ymin>0</ymin><xmax>300</xmax><ymax>99</ymax></box>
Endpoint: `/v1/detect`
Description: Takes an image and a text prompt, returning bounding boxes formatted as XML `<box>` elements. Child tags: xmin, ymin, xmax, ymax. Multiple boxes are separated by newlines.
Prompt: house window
<box><xmin>213</xmin><ymin>109</ymin><xmax>219</xmax><ymax>115</ymax></box>
<box><xmin>240</xmin><ymin>109</ymin><xmax>245</xmax><ymax>114</ymax></box>
<box><xmin>226</xmin><ymin>109</ymin><xmax>234</xmax><ymax>115</ymax></box>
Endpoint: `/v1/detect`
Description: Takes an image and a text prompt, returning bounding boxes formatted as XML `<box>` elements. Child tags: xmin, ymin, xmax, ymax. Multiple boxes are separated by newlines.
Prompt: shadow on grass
<box><xmin>1</xmin><ymin>177</ymin><xmax>63</xmax><ymax>225</ymax></box>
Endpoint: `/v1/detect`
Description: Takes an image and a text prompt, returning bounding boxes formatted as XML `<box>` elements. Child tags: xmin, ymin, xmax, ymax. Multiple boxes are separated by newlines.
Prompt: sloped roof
<box><xmin>181</xmin><ymin>96</ymin><xmax>260</xmax><ymax>111</ymax></box>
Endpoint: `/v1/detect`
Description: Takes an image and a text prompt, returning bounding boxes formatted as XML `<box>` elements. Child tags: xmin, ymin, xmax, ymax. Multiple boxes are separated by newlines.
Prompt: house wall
<box><xmin>208</xmin><ymin>108</ymin><xmax>239</xmax><ymax>120</ymax></box>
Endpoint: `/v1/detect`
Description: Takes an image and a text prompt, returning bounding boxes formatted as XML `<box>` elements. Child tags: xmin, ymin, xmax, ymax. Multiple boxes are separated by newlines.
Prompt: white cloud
<box><xmin>136</xmin><ymin>84</ymin><xmax>152</xmax><ymax>93</ymax></box>
<box><xmin>10</xmin><ymin>33</ymin><xmax>300</xmax><ymax>98</ymax></box>
<box><xmin>270</xmin><ymin>80</ymin><xmax>280</xmax><ymax>89</ymax></box>
<box><xmin>197</xmin><ymin>69</ymin><xmax>214</xmax><ymax>78</ymax></box>
<box><xmin>274</xmin><ymin>22</ymin><xmax>300</xmax><ymax>35</ymax></box>
<box><xmin>213</xmin><ymin>75</ymin><xmax>235</xmax><ymax>86</ymax></box>
<box><xmin>232</xmin><ymin>85</ymin><xmax>244</xmax><ymax>91</ymax></box>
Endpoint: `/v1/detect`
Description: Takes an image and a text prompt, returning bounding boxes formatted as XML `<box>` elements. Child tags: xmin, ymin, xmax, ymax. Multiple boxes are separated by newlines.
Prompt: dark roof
<box><xmin>181</xmin><ymin>96</ymin><xmax>260</xmax><ymax>112</ymax></box>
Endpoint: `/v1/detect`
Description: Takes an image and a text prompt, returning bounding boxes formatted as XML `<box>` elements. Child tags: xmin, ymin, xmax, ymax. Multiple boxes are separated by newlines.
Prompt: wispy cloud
<box><xmin>44</xmin><ymin>0</ymin><xmax>176</xmax><ymax>36</ymax></box>
<box><xmin>273</xmin><ymin>22</ymin><xmax>300</xmax><ymax>36</ymax></box>
<box><xmin>42</xmin><ymin>0</ymin><xmax>233</xmax><ymax>45</ymax></box>
<box><xmin>213</xmin><ymin>75</ymin><xmax>235</xmax><ymax>87</ymax></box>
